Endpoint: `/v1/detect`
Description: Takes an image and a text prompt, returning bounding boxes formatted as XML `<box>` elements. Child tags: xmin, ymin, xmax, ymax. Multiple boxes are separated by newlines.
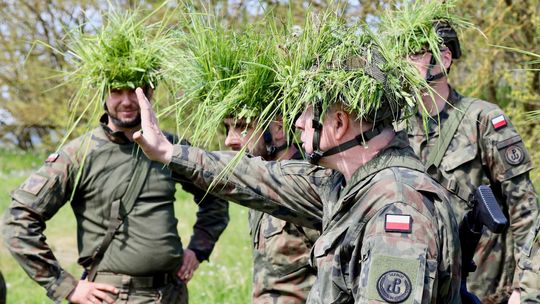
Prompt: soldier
<box><xmin>2</xmin><ymin>11</ymin><xmax>228</xmax><ymax>304</ymax></box>
<box><xmin>380</xmin><ymin>2</ymin><xmax>539</xmax><ymax>302</ymax></box>
<box><xmin>224</xmin><ymin>116</ymin><xmax>319</xmax><ymax>303</ymax></box>
<box><xmin>174</xmin><ymin>16</ymin><xmax>318</xmax><ymax>302</ymax></box>
<box><xmin>134</xmin><ymin>16</ymin><xmax>462</xmax><ymax>303</ymax></box>
<box><xmin>514</xmin><ymin>216</ymin><xmax>540</xmax><ymax>303</ymax></box>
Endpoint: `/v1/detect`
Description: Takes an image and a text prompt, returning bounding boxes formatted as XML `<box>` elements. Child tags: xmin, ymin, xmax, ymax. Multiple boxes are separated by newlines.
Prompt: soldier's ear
<box><xmin>442</xmin><ymin>49</ymin><xmax>452</xmax><ymax>70</ymax></box>
<box><xmin>333</xmin><ymin>110</ymin><xmax>350</xmax><ymax>141</ymax></box>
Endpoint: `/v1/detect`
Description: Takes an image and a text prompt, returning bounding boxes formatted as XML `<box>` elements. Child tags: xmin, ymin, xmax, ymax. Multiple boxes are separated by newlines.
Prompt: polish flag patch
<box><xmin>385</xmin><ymin>214</ymin><xmax>412</xmax><ymax>233</ymax></box>
<box><xmin>491</xmin><ymin>115</ymin><xmax>507</xmax><ymax>130</ymax></box>
<box><xmin>45</xmin><ymin>153</ymin><xmax>59</xmax><ymax>163</ymax></box>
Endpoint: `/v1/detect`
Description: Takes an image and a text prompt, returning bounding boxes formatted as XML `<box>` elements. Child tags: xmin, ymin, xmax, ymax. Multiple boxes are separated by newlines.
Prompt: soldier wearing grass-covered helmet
<box><xmin>134</xmin><ymin>13</ymin><xmax>462</xmax><ymax>303</ymax></box>
<box><xmin>380</xmin><ymin>1</ymin><xmax>539</xmax><ymax>302</ymax></box>
<box><xmin>170</xmin><ymin>15</ymin><xmax>319</xmax><ymax>303</ymax></box>
<box><xmin>2</xmin><ymin>8</ymin><xmax>229</xmax><ymax>303</ymax></box>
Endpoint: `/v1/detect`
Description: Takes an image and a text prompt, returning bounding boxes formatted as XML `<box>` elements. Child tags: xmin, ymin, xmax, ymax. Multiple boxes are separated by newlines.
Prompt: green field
<box><xmin>0</xmin><ymin>149</ymin><xmax>252</xmax><ymax>303</ymax></box>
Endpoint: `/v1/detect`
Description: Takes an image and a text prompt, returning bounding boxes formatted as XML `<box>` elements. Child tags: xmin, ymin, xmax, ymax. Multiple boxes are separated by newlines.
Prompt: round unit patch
<box><xmin>505</xmin><ymin>145</ymin><xmax>524</xmax><ymax>165</ymax></box>
<box><xmin>376</xmin><ymin>270</ymin><xmax>412</xmax><ymax>303</ymax></box>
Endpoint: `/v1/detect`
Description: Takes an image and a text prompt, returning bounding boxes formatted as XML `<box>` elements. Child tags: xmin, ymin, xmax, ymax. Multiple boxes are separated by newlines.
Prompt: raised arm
<box><xmin>133</xmin><ymin>88</ymin><xmax>330</xmax><ymax>230</ymax></box>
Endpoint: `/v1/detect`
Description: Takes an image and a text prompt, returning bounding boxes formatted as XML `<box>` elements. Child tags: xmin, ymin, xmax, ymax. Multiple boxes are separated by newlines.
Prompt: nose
<box><xmin>224</xmin><ymin>131</ymin><xmax>242</xmax><ymax>151</ymax></box>
<box><xmin>295</xmin><ymin>111</ymin><xmax>306</xmax><ymax>131</ymax></box>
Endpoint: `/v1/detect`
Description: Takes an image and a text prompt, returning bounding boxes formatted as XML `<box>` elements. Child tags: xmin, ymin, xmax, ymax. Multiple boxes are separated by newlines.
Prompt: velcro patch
<box><xmin>491</xmin><ymin>115</ymin><xmax>507</xmax><ymax>130</ymax></box>
<box><xmin>45</xmin><ymin>153</ymin><xmax>59</xmax><ymax>163</ymax></box>
<box><xmin>385</xmin><ymin>214</ymin><xmax>412</xmax><ymax>233</ymax></box>
<box><xmin>367</xmin><ymin>254</ymin><xmax>424</xmax><ymax>304</ymax></box>
<box><xmin>21</xmin><ymin>174</ymin><xmax>48</xmax><ymax>195</ymax></box>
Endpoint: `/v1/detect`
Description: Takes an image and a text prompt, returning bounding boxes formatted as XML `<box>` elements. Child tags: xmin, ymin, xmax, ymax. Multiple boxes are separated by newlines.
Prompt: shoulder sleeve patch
<box><xmin>45</xmin><ymin>153</ymin><xmax>59</xmax><ymax>163</ymax></box>
<box><xmin>367</xmin><ymin>254</ymin><xmax>425</xmax><ymax>304</ymax></box>
<box><xmin>20</xmin><ymin>174</ymin><xmax>48</xmax><ymax>196</ymax></box>
<box><xmin>385</xmin><ymin>214</ymin><xmax>412</xmax><ymax>233</ymax></box>
<box><xmin>491</xmin><ymin>114</ymin><xmax>507</xmax><ymax>130</ymax></box>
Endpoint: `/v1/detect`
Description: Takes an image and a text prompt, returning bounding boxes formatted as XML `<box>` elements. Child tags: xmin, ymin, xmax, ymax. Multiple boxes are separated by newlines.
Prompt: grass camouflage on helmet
<box><xmin>57</xmin><ymin>4</ymin><xmax>180</xmax><ymax>147</ymax></box>
<box><xmin>166</xmin><ymin>11</ymin><xmax>281</xmax><ymax>148</ymax></box>
<box><xmin>274</xmin><ymin>12</ymin><xmax>431</xmax><ymax>138</ymax></box>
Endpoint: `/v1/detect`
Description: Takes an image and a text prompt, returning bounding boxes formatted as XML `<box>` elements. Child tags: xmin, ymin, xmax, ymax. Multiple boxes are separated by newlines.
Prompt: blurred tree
<box><xmin>1</xmin><ymin>0</ymin><xmax>538</xmax><ymax>183</ymax></box>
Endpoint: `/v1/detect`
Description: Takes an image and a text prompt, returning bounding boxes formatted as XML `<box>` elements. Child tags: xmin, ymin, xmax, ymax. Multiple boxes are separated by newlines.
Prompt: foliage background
<box><xmin>0</xmin><ymin>0</ymin><xmax>539</xmax><ymax>302</ymax></box>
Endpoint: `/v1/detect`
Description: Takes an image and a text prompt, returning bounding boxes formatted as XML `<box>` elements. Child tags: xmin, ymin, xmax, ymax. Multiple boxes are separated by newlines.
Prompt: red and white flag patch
<box><xmin>491</xmin><ymin>115</ymin><xmax>507</xmax><ymax>130</ymax></box>
<box><xmin>45</xmin><ymin>153</ymin><xmax>59</xmax><ymax>163</ymax></box>
<box><xmin>385</xmin><ymin>214</ymin><xmax>412</xmax><ymax>233</ymax></box>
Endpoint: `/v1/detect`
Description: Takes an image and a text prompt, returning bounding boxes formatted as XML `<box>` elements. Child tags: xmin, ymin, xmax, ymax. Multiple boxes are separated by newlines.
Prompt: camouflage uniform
<box><xmin>169</xmin><ymin>131</ymin><xmax>462</xmax><ymax>303</ymax></box>
<box><xmin>249</xmin><ymin>151</ymin><xmax>319</xmax><ymax>304</ymax></box>
<box><xmin>518</xmin><ymin>216</ymin><xmax>540</xmax><ymax>303</ymax></box>
<box><xmin>2</xmin><ymin>115</ymin><xmax>229</xmax><ymax>303</ymax></box>
<box><xmin>403</xmin><ymin>87</ymin><xmax>539</xmax><ymax>301</ymax></box>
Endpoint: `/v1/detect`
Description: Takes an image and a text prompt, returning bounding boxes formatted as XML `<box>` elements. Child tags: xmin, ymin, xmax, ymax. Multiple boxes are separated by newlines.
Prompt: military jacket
<box><xmin>249</xmin><ymin>151</ymin><xmax>319</xmax><ymax>304</ymax></box>
<box><xmin>518</xmin><ymin>216</ymin><xmax>540</xmax><ymax>303</ymax></box>
<box><xmin>404</xmin><ymin>88</ymin><xmax>539</xmax><ymax>301</ymax></box>
<box><xmin>169</xmin><ymin>131</ymin><xmax>461</xmax><ymax>303</ymax></box>
<box><xmin>2</xmin><ymin>117</ymin><xmax>229</xmax><ymax>302</ymax></box>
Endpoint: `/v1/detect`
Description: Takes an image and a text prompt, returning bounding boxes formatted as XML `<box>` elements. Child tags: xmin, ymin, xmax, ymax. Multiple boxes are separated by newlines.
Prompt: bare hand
<box><xmin>132</xmin><ymin>87</ymin><xmax>174</xmax><ymax>164</ymax></box>
<box><xmin>177</xmin><ymin>249</ymin><xmax>200</xmax><ymax>283</ymax></box>
<box><xmin>67</xmin><ymin>280</ymin><xmax>118</xmax><ymax>304</ymax></box>
<box><xmin>508</xmin><ymin>289</ymin><xmax>520</xmax><ymax>304</ymax></box>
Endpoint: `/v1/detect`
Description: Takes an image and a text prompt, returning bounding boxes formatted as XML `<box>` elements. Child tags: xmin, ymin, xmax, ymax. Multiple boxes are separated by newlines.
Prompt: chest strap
<box><xmin>425</xmin><ymin>99</ymin><xmax>474</xmax><ymax>202</ymax></box>
<box><xmin>85</xmin><ymin>151</ymin><xmax>152</xmax><ymax>281</ymax></box>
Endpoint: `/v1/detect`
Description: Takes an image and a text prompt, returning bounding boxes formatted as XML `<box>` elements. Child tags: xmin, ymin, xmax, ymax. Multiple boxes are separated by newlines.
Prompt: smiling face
<box><xmin>105</xmin><ymin>88</ymin><xmax>142</xmax><ymax>130</ymax></box>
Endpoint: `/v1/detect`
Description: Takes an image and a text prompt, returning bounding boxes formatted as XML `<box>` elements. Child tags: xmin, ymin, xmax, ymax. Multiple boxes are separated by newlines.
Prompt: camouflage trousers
<box><xmin>93</xmin><ymin>272</ymin><xmax>188</xmax><ymax>304</ymax></box>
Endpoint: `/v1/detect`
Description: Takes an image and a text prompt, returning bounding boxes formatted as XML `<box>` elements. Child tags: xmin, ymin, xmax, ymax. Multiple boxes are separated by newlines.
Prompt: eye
<box><xmin>241</xmin><ymin>130</ymin><xmax>248</xmax><ymax>138</ymax></box>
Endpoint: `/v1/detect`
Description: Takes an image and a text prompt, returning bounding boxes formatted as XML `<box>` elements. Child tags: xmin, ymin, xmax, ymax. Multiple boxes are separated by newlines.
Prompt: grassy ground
<box><xmin>0</xmin><ymin>149</ymin><xmax>252</xmax><ymax>303</ymax></box>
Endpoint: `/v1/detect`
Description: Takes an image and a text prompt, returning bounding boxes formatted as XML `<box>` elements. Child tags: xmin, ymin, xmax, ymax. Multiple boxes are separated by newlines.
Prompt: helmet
<box><xmin>435</xmin><ymin>21</ymin><xmax>461</xmax><ymax>59</ymax></box>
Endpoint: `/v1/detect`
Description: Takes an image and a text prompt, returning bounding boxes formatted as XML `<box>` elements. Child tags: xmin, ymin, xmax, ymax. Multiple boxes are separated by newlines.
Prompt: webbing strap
<box><xmin>425</xmin><ymin>99</ymin><xmax>473</xmax><ymax>201</ymax></box>
<box><xmin>426</xmin><ymin>100</ymin><xmax>472</xmax><ymax>170</ymax></box>
<box><xmin>86</xmin><ymin>152</ymin><xmax>152</xmax><ymax>281</ymax></box>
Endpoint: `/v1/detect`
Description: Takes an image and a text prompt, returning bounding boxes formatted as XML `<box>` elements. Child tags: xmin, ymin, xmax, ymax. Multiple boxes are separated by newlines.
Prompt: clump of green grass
<box><xmin>163</xmin><ymin>11</ymin><xmax>281</xmax><ymax>148</ymax></box>
<box><xmin>274</xmin><ymin>11</ymin><xmax>430</xmax><ymax>136</ymax></box>
<box><xmin>58</xmin><ymin>4</ymin><xmax>180</xmax><ymax>146</ymax></box>
<box><xmin>378</xmin><ymin>0</ymin><xmax>472</xmax><ymax>62</ymax></box>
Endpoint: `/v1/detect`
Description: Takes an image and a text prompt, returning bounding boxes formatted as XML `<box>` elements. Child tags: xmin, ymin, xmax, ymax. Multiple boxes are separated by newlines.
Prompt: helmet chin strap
<box><xmin>306</xmin><ymin>103</ymin><xmax>386</xmax><ymax>165</ymax></box>
<box><xmin>425</xmin><ymin>53</ymin><xmax>446</xmax><ymax>83</ymax></box>
<box><xmin>263</xmin><ymin>130</ymin><xmax>288</xmax><ymax>159</ymax></box>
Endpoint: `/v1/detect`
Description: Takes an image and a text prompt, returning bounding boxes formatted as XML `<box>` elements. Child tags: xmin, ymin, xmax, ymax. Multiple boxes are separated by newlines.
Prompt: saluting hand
<box><xmin>133</xmin><ymin>87</ymin><xmax>174</xmax><ymax>164</ymax></box>
<box><xmin>67</xmin><ymin>280</ymin><xmax>118</xmax><ymax>304</ymax></box>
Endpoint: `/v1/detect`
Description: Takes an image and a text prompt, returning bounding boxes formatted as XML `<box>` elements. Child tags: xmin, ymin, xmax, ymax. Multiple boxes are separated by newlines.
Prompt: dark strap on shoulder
<box><xmin>86</xmin><ymin>152</ymin><xmax>152</xmax><ymax>281</ymax></box>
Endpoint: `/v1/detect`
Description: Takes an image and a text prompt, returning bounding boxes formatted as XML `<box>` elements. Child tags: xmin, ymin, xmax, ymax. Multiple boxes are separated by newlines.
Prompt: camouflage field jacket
<box><xmin>404</xmin><ymin>87</ymin><xmax>538</xmax><ymax>301</ymax></box>
<box><xmin>169</xmin><ymin>131</ymin><xmax>462</xmax><ymax>303</ymax></box>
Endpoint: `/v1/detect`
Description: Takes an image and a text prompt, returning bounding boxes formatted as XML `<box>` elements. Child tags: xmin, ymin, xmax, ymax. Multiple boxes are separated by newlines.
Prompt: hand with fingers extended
<box><xmin>177</xmin><ymin>249</ymin><xmax>200</xmax><ymax>283</ymax></box>
<box><xmin>67</xmin><ymin>280</ymin><xmax>119</xmax><ymax>304</ymax></box>
<box><xmin>132</xmin><ymin>87</ymin><xmax>174</xmax><ymax>164</ymax></box>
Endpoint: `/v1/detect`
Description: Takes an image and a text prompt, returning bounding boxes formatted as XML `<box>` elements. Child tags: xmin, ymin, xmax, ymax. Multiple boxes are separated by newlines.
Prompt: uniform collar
<box><xmin>345</xmin><ymin>131</ymin><xmax>414</xmax><ymax>189</ymax></box>
<box><xmin>99</xmin><ymin>114</ymin><xmax>132</xmax><ymax>145</ymax></box>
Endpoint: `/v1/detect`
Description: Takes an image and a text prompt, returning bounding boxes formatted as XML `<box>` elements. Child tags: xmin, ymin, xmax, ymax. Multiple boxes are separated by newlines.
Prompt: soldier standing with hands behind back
<box><xmin>2</xmin><ymin>9</ymin><xmax>229</xmax><ymax>303</ymax></box>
